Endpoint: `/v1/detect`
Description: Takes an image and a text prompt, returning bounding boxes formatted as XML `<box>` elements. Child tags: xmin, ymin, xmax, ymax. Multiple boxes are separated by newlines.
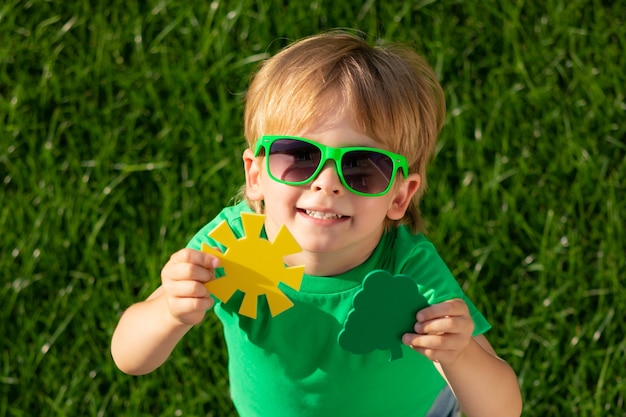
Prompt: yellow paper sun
<box><xmin>201</xmin><ymin>213</ymin><xmax>305</xmax><ymax>318</ymax></box>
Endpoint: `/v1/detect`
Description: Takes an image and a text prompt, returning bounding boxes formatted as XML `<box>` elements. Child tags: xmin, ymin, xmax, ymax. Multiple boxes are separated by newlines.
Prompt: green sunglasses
<box><xmin>253</xmin><ymin>135</ymin><xmax>409</xmax><ymax>197</ymax></box>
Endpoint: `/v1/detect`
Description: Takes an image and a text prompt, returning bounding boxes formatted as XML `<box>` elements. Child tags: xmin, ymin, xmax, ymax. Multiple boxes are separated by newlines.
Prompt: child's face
<box><xmin>243</xmin><ymin>113</ymin><xmax>420</xmax><ymax>276</ymax></box>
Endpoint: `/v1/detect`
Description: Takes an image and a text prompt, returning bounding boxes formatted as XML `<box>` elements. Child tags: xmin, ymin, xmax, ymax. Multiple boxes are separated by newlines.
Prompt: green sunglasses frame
<box><xmin>253</xmin><ymin>135</ymin><xmax>409</xmax><ymax>197</ymax></box>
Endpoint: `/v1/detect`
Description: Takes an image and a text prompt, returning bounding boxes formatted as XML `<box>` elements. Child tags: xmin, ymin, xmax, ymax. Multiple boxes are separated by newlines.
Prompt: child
<box><xmin>111</xmin><ymin>31</ymin><xmax>522</xmax><ymax>417</ymax></box>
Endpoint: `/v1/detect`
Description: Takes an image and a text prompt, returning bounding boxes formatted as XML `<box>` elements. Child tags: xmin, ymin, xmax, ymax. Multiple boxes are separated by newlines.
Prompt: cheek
<box><xmin>354</xmin><ymin>197</ymin><xmax>395</xmax><ymax>220</ymax></box>
<box><xmin>260</xmin><ymin>180</ymin><xmax>301</xmax><ymax>210</ymax></box>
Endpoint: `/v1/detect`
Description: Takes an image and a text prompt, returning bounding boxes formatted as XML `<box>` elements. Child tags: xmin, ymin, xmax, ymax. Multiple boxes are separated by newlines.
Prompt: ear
<box><xmin>243</xmin><ymin>148</ymin><xmax>265</xmax><ymax>201</ymax></box>
<box><xmin>386</xmin><ymin>174</ymin><xmax>421</xmax><ymax>220</ymax></box>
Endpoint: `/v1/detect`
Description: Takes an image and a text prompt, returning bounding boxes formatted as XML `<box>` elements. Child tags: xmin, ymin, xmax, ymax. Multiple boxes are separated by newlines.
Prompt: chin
<box><xmin>299</xmin><ymin>239</ymin><xmax>343</xmax><ymax>254</ymax></box>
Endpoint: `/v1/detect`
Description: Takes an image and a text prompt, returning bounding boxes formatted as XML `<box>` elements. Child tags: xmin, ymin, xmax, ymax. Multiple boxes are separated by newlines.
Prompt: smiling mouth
<box><xmin>302</xmin><ymin>209</ymin><xmax>346</xmax><ymax>220</ymax></box>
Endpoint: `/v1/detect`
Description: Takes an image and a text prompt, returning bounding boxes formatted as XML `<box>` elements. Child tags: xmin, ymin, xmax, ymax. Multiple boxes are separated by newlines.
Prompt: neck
<box><xmin>284</xmin><ymin>244</ymin><xmax>376</xmax><ymax>277</ymax></box>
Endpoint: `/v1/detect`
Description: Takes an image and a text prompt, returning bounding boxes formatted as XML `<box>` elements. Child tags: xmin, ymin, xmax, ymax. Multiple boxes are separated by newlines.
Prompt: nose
<box><xmin>309</xmin><ymin>160</ymin><xmax>345</xmax><ymax>195</ymax></box>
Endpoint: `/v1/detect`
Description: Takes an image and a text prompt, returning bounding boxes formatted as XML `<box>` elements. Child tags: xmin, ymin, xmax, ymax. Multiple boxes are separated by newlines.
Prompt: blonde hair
<box><xmin>242</xmin><ymin>31</ymin><xmax>445</xmax><ymax>233</ymax></box>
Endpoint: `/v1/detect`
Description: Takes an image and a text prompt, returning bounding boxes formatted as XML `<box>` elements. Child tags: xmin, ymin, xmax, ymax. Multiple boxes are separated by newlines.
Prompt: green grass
<box><xmin>1</xmin><ymin>0</ymin><xmax>624</xmax><ymax>416</ymax></box>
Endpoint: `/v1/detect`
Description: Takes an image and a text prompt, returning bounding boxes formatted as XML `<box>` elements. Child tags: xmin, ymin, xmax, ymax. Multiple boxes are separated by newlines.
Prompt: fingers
<box><xmin>163</xmin><ymin>249</ymin><xmax>220</xmax><ymax>283</ymax></box>
<box><xmin>402</xmin><ymin>299</ymin><xmax>475</xmax><ymax>364</ymax></box>
<box><xmin>402</xmin><ymin>332</ymin><xmax>469</xmax><ymax>352</ymax></box>
<box><xmin>413</xmin><ymin>315</ymin><xmax>469</xmax><ymax>335</ymax></box>
<box><xmin>416</xmin><ymin>298</ymin><xmax>469</xmax><ymax>323</ymax></box>
<box><xmin>164</xmin><ymin>278</ymin><xmax>210</xmax><ymax>298</ymax></box>
<box><xmin>166</xmin><ymin>294</ymin><xmax>215</xmax><ymax>320</ymax></box>
<box><xmin>168</xmin><ymin>248</ymin><xmax>220</xmax><ymax>271</ymax></box>
<box><xmin>159</xmin><ymin>248</ymin><xmax>221</xmax><ymax>325</ymax></box>
<box><xmin>161</xmin><ymin>248</ymin><xmax>218</xmax><ymax>298</ymax></box>
<box><xmin>413</xmin><ymin>299</ymin><xmax>473</xmax><ymax>335</ymax></box>
<box><xmin>402</xmin><ymin>332</ymin><xmax>471</xmax><ymax>364</ymax></box>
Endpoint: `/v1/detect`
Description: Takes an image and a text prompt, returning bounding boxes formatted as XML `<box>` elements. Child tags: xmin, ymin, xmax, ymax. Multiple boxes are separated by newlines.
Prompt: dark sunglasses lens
<box><xmin>341</xmin><ymin>151</ymin><xmax>394</xmax><ymax>194</ymax></box>
<box><xmin>268</xmin><ymin>139</ymin><xmax>322</xmax><ymax>183</ymax></box>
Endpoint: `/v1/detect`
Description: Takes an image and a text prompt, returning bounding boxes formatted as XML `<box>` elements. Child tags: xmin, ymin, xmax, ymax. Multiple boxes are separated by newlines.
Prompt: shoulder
<box><xmin>186</xmin><ymin>201</ymin><xmax>254</xmax><ymax>250</ymax></box>
<box><xmin>386</xmin><ymin>226</ymin><xmax>444</xmax><ymax>268</ymax></box>
<box><xmin>391</xmin><ymin>225</ymin><xmax>434</xmax><ymax>249</ymax></box>
<box><xmin>387</xmin><ymin>227</ymin><xmax>492</xmax><ymax>336</ymax></box>
<box><xmin>385</xmin><ymin>226</ymin><xmax>457</xmax><ymax>299</ymax></box>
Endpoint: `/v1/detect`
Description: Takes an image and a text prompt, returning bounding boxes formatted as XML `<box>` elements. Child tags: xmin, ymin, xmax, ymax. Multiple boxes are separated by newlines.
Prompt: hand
<box><xmin>402</xmin><ymin>298</ymin><xmax>474</xmax><ymax>365</ymax></box>
<box><xmin>160</xmin><ymin>248</ymin><xmax>220</xmax><ymax>326</ymax></box>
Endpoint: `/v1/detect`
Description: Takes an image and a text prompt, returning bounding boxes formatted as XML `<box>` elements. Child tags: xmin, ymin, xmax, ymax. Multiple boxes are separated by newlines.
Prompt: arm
<box><xmin>402</xmin><ymin>299</ymin><xmax>522</xmax><ymax>417</ymax></box>
<box><xmin>111</xmin><ymin>249</ymin><xmax>218</xmax><ymax>375</ymax></box>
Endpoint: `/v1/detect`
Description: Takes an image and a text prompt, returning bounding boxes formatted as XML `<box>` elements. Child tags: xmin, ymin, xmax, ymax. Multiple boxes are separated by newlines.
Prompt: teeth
<box><xmin>305</xmin><ymin>210</ymin><xmax>344</xmax><ymax>219</ymax></box>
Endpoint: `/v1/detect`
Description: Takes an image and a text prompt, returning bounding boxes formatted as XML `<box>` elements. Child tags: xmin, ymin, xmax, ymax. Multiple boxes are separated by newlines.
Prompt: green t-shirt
<box><xmin>187</xmin><ymin>201</ymin><xmax>491</xmax><ymax>417</ymax></box>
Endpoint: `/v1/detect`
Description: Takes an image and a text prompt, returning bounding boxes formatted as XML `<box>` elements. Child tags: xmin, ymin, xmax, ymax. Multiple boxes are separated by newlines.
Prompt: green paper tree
<box><xmin>338</xmin><ymin>270</ymin><xmax>429</xmax><ymax>361</ymax></box>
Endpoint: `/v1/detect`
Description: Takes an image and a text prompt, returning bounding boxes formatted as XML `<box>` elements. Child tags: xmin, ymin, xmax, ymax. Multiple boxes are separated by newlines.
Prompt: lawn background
<box><xmin>1</xmin><ymin>0</ymin><xmax>624</xmax><ymax>416</ymax></box>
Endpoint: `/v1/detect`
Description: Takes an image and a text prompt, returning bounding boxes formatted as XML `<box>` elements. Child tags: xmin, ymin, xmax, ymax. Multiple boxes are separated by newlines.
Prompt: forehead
<box><xmin>259</xmin><ymin>91</ymin><xmax>335</xmax><ymax>134</ymax></box>
<box><xmin>265</xmin><ymin>89</ymin><xmax>388</xmax><ymax>140</ymax></box>
<box><xmin>295</xmin><ymin>111</ymin><xmax>383</xmax><ymax>149</ymax></box>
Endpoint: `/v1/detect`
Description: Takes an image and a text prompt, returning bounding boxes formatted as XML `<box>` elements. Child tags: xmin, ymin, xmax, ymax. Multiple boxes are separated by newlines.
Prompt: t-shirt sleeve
<box><xmin>186</xmin><ymin>218</ymin><xmax>223</xmax><ymax>251</ymax></box>
<box><xmin>399</xmin><ymin>237</ymin><xmax>491</xmax><ymax>337</ymax></box>
<box><xmin>185</xmin><ymin>201</ymin><xmax>253</xmax><ymax>251</ymax></box>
